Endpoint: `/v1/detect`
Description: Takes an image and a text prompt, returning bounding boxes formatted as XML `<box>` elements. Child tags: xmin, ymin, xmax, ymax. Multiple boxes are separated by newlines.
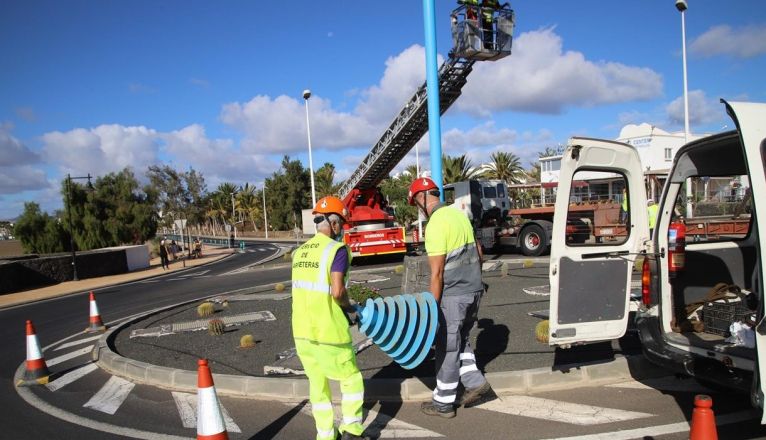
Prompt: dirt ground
<box><xmin>0</xmin><ymin>240</ymin><xmax>23</xmax><ymax>257</ymax></box>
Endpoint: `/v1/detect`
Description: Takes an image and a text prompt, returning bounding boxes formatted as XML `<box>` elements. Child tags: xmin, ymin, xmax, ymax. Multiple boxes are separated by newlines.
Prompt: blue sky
<box><xmin>2</xmin><ymin>0</ymin><xmax>765</xmax><ymax>220</ymax></box>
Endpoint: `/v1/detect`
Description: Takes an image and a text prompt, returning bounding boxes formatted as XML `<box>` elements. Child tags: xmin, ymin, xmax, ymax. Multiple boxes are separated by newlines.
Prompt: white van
<box><xmin>548</xmin><ymin>101</ymin><xmax>766</xmax><ymax>420</ymax></box>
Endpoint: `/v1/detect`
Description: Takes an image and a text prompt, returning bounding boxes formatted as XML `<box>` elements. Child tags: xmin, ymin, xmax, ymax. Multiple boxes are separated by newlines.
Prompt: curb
<box><xmin>93</xmin><ymin>283</ymin><xmax>668</xmax><ymax>403</ymax></box>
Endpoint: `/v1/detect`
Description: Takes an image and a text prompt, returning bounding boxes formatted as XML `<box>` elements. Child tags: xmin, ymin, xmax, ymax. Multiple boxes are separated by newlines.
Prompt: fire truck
<box><xmin>303</xmin><ymin>3</ymin><xmax>515</xmax><ymax>257</ymax></box>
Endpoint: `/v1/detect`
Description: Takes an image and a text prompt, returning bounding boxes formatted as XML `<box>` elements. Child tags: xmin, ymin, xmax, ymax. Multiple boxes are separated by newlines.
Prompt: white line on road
<box><xmin>185</xmin><ymin>270</ymin><xmax>210</xmax><ymax>277</ymax></box>
<box><xmin>474</xmin><ymin>396</ymin><xmax>652</xmax><ymax>425</ymax></box>
<box><xmin>84</xmin><ymin>376</ymin><xmax>135</xmax><ymax>415</ymax></box>
<box><xmin>54</xmin><ymin>335</ymin><xmax>101</xmax><ymax>351</ymax></box>
<box><xmin>137</xmin><ymin>279</ymin><xmax>160</xmax><ymax>284</ymax></box>
<box><xmin>171</xmin><ymin>392</ymin><xmax>241</xmax><ymax>433</ymax></box>
<box><xmin>47</xmin><ymin>345</ymin><xmax>93</xmax><ymax>367</ymax></box>
<box><xmin>257</xmin><ymin>248</ymin><xmax>267</xmax><ymax>251</ymax></box>
<box><xmin>297</xmin><ymin>404</ymin><xmax>442</xmax><ymax>438</ymax></box>
<box><xmin>544</xmin><ymin>410</ymin><xmax>756</xmax><ymax>440</ymax></box>
<box><xmin>46</xmin><ymin>362</ymin><xmax>99</xmax><ymax>391</ymax></box>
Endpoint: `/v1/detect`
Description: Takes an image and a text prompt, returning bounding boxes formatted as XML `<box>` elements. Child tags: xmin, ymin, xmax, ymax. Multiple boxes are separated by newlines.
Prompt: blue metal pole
<box><xmin>422</xmin><ymin>0</ymin><xmax>444</xmax><ymax>201</ymax></box>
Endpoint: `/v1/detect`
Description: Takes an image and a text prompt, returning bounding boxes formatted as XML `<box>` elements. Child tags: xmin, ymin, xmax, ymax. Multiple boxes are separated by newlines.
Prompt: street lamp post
<box><xmin>65</xmin><ymin>173</ymin><xmax>92</xmax><ymax>281</ymax></box>
<box><xmin>230</xmin><ymin>191</ymin><xmax>236</xmax><ymax>239</ymax></box>
<box><xmin>303</xmin><ymin>89</ymin><xmax>317</xmax><ymax>208</ymax></box>
<box><xmin>676</xmin><ymin>0</ymin><xmax>694</xmax><ymax>217</ymax></box>
<box><xmin>262</xmin><ymin>184</ymin><xmax>269</xmax><ymax>239</ymax></box>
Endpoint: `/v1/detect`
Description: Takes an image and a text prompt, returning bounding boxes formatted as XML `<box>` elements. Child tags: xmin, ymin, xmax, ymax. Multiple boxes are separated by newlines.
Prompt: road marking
<box><xmin>46</xmin><ymin>362</ymin><xmax>99</xmax><ymax>391</ymax></box>
<box><xmin>185</xmin><ymin>270</ymin><xmax>210</xmax><ymax>277</ymax></box>
<box><xmin>167</xmin><ymin>277</ymin><xmax>187</xmax><ymax>281</ymax></box>
<box><xmin>171</xmin><ymin>392</ymin><xmax>241</xmax><ymax>433</ymax></box>
<box><xmin>221</xmin><ymin>247</ymin><xmax>282</xmax><ymax>275</ymax></box>
<box><xmin>544</xmin><ymin>410</ymin><xmax>756</xmax><ymax>440</ymax></box>
<box><xmin>474</xmin><ymin>396</ymin><xmax>652</xmax><ymax>425</ymax></box>
<box><xmin>137</xmin><ymin>279</ymin><xmax>160</xmax><ymax>284</ymax></box>
<box><xmin>258</xmin><ymin>248</ymin><xmax>267</xmax><ymax>251</ymax></box>
<box><xmin>84</xmin><ymin>376</ymin><xmax>135</xmax><ymax>415</ymax></box>
<box><xmin>297</xmin><ymin>404</ymin><xmax>442</xmax><ymax>438</ymax></box>
<box><xmin>47</xmin><ymin>345</ymin><xmax>94</xmax><ymax>367</ymax></box>
<box><xmin>606</xmin><ymin>376</ymin><xmax>710</xmax><ymax>393</ymax></box>
<box><xmin>55</xmin><ymin>335</ymin><xmax>101</xmax><ymax>351</ymax></box>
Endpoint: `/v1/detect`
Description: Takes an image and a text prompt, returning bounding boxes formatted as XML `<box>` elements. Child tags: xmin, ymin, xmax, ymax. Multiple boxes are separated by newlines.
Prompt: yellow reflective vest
<box><xmin>291</xmin><ymin>233</ymin><xmax>353</xmax><ymax>345</ymax></box>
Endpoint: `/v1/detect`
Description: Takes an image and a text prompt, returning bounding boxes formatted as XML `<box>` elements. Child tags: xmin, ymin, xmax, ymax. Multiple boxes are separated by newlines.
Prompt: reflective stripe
<box><xmin>317</xmin><ymin>428</ymin><xmax>335</xmax><ymax>439</ymax></box>
<box><xmin>311</xmin><ymin>401</ymin><xmax>333</xmax><ymax>411</ymax></box>
<box><xmin>432</xmin><ymin>391</ymin><xmax>457</xmax><ymax>404</ymax></box>
<box><xmin>291</xmin><ymin>280</ymin><xmax>331</xmax><ymax>293</ymax></box>
<box><xmin>317</xmin><ymin>241</ymin><xmax>338</xmax><ymax>278</ymax></box>
<box><xmin>343</xmin><ymin>416</ymin><xmax>363</xmax><ymax>425</ymax></box>
<box><xmin>459</xmin><ymin>352</ymin><xmax>476</xmax><ymax>361</ymax></box>
<box><xmin>436</xmin><ymin>379</ymin><xmax>459</xmax><ymax>390</ymax></box>
<box><xmin>444</xmin><ymin>243</ymin><xmax>479</xmax><ymax>271</ymax></box>
<box><xmin>459</xmin><ymin>364</ymin><xmax>479</xmax><ymax>376</ymax></box>
<box><xmin>342</xmin><ymin>391</ymin><xmax>364</xmax><ymax>402</ymax></box>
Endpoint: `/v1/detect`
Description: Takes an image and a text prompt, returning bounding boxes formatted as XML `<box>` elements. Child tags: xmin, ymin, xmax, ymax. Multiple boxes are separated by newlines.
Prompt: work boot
<box><xmin>338</xmin><ymin>431</ymin><xmax>370</xmax><ymax>440</ymax></box>
<box><xmin>420</xmin><ymin>401</ymin><xmax>456</xmax><ymax>418</ymax></box>
<box><xmin>460</xmin><ymin>381</ymin><xmax>497</xmax><ymax>408</ymax></box>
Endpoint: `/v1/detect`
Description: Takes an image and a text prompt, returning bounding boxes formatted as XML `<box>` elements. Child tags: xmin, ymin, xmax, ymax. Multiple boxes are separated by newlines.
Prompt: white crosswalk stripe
<box><xmin>474</xmin><ymin>396</ymin><xmax>653</xmax><ymax>425</ymax></box>
<box><xmin>46</xmin><ymin>362</ymin><xmax>99</xmax><ymax>391</ymax></box>
<box><xmin>84</xmin><ymin>376</ymin><xmax>135</xmax><ymax>415</ymax></box>
<box><xmin>54</xmin><ymin>335</ymin><xmax>101</xmax><ymax>351</ymax></box>
<box><xmin>47</xmin><ymin>345</ymin><xmax>93</xmax><ymax>367</ymax></box>
<box><xmin>171</xmin><ymin>392</ymin><xmax>242</xmax><ymax>433</ymax></box>
<box><xmin>296</xmin><ymin>404</ymin><xmax>442</xmax><ymax>438</ymax></box>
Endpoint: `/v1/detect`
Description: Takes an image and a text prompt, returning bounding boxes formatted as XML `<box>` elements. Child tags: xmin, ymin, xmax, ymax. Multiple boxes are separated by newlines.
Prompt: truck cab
<box><xmin>549</xmin><ymin>101</ymin><xmax>766</xmax><ymax>419</ymax></box>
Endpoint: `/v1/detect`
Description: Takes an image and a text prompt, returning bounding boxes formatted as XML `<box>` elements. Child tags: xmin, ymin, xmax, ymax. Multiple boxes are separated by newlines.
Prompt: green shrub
<box><xmin>208</xmin><ymin>319</ymin><xmax>225</xmax><ymax>335</ymax></box>
<box><xmin>347</xmin><ymin>284</ymin><xmax>382</xmax><ymax>304</ymax></box>
<box><xmin>197</xmin><ymin>302</ymin><xmax>215</xmax><ymax>318</ymax></box>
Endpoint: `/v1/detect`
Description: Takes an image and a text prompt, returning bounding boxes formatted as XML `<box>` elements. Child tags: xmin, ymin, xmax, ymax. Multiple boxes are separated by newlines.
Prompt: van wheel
<box><xmin>520</xmin><ymin>224</ymin><xmax>546</xmax><ymax>256</ymax></box>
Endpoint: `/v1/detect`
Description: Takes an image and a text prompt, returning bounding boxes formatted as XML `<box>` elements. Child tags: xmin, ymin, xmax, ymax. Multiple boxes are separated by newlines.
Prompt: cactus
<box><xmin>500</xmin><ymin>262</ymin><xmax>509</xmax><ymax>278</ymax></box>
<box><xmin>221</xmin><ymin>299</ymin><xmax>229</xmax><ymax>309</ymax></box>
<box><xmin>275</xmin><ymin>282</ymin><xmax>285</xmax><ymax>292</ymax></box>
<box><xmin>239</xmin><ymin>334</ymin><xmax>256</xmax><ymax>349</ymax></box>
<box><xmin>535</xmin><ymin>320</ymin><xmax>549</xmax><ymax>344</ymax></box>
<box><xmin>208</xmin><ymin>318</ymin><xmax>225</xmax><ymax>335</ymax></box>
<box><xmin>197</xmin><ymin>302</ymin><xmax>215</xmax><ymax>318</ymax></box>
<box><xmin>394</xmin><ymin>265</ymin><xmax>404</xmax><ymax>274</ymax></box>
<box><xmin>523</xmin><ymin>259</ymin><xmax>534</xmax><ymax>269</ymax></box>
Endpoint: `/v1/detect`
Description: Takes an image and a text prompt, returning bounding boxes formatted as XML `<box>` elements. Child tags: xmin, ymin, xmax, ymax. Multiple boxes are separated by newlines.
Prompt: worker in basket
<box><xmin>408</xmin><ymin>177</ymin><xmax>496</xmax><ymax>418</ymax></box>
<box><xmin>291</xmin><ymin>196</ymin><xmax>369</xmax><ymax>440</ymax></box>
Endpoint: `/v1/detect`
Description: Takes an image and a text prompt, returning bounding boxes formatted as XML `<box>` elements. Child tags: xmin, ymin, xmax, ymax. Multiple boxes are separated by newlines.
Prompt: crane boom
<box><xmin>337</xmin><ymin>55</ymin><xmax>475</xmax><ymax>200</ymax></box>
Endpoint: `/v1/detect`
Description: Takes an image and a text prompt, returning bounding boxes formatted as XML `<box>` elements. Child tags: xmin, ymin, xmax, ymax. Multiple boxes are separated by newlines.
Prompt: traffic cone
<box><xmin>196</xmin><ymin>359</ymin><xmax>228</xmax><ymax>440</ymax></box>
<box><xmin>17</xmin><ymin>320</ymin><xmax>50</xmax><ymax>386</ymax></box>
<box><xmin>85</xmin><ymin>291</ymin><xmax>106</xmax><ymax>333</ymax></box>
<box><xmin>689</xmin><ymin>394</ymin><xmax>718</xmax><ymax>440</ymax></box>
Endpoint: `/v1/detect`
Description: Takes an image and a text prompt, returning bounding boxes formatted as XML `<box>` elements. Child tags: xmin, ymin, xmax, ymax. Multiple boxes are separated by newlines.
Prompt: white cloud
<box><xmin>458</xmin><ymin>28</ymin><xmax>663</xmax><ymax>115</ymax></box>
<box><xmin>163</xmin><ymin>124</ymin><xmax>277</xmax><ymax>185</ymax></box>
<box><xmin>666</xmin><ymin>90</ymin><xmax>723</xmax><ymax>126</ymax></box>
<box><xmin>41</xmin><ymin>124</ymin><xmax>160</xmax><ymax>177</ymax></box>
<box><xmin>690</xmin><ymin>24</ymin><xmax>766</xmax><ymax>59</ymax></box>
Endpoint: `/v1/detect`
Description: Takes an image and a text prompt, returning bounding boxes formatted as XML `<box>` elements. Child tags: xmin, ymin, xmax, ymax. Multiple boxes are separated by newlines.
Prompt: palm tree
<box><xmin>482</xmin><ymin>151</ymin><xmax>525</xmax><ymax>184</ymax></box>
<box><xmin>315</xmin><ymin>163</ymin><xmax>339</xmax><ymax>197</ymax></box>
<box><xmin>442</xmin><ymin>154</ymin><xmax>478</xmax><ymax>184</ymax></box>
<box><xmin>404</xmin><ymin>164</ymin><xmax>420</xmax><ymax>179</ymax></box>
<box><xmin>215</xmin><ymin>182</ymin><xmax>238</xmax><ymax>223</ymax></box>
<box><xmin>236</xmin><ymin>183</ymin><xmax>260</xmax><ymax>232</ymax></box>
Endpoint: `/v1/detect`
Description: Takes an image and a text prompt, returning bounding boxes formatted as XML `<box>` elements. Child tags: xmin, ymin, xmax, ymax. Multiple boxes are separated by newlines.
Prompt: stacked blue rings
<box><xmin>355</xmin><ymin>292</ymin><xmax>438</xmax><ymax>370</ymax></box>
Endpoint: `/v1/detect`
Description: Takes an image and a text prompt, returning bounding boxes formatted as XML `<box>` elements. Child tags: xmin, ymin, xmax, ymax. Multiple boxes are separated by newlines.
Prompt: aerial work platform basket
<box><xmin>451</xmin><ymin>3</ymin><xmax>514</xmax><ymax>61</ymax></box>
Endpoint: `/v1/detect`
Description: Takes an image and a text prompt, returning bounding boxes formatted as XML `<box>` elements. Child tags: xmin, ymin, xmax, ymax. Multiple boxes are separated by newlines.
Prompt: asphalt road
<box><xmin>3</xmin><ymin>245</ymin><xmax>766</xmax><ymax>439</ymax></box>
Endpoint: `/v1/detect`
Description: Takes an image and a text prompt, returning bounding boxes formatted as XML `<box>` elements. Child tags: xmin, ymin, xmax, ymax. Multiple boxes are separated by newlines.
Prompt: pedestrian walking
<box><xmin>291</xmin><ymin>196</ymin><xmax>369</xmax><ymax>440</ymax></box>
<box><xmin>408</xmin><ymin>177</ymin><xmax>496</xmax><ymax>418</ymax></box>
<box><xmin>170</xmin><ymin>239</ymin><xmax>178</xmax><ymax>260</ymax></box>
<box><xmin>159</xmin><ymin>237</ymin><xmax>170</xmax><ymax>270</ymax></box>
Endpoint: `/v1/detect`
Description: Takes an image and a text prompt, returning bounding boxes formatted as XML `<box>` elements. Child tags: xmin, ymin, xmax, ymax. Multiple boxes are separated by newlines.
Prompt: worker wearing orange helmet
<box><xmin>408</xmin><ymin>177</ymin><xmax>495</xmax><ymax>418</ymax></box>
<box><xmin>291</xmin><ymin>196</ymin><xmax>369</xmax><ymax>440</ymax></box>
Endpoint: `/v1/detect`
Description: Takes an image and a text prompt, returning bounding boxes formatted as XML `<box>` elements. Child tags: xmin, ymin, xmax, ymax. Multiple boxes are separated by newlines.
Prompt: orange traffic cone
<box><xmin>17</xmin><ymin>320</ymin><xmax>51</xmax><ymax>386</ymax></box>
<box><xmin>689</xmin><ymin>394</ymin><xmax>718</xmax><ymax>440</ymax></box>
<box><xmin>196</xmin><ymin>359</ymin><xmax>228</xmax><ymax>440</ymax></box>
<box><xmin>85</xmin><ymin>291</ymin><xmax>106</xmax><ymax>333</ymax></box>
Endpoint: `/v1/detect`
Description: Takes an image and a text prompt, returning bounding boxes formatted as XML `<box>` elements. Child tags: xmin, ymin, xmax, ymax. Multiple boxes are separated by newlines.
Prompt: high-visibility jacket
<box><xmin>425</xmin><ymin>204</ymin><xmax>483</xmax><ymax>296</ymax></box>
<box><xmin>291</xmin><ymin>233</ymin><xmax>353</xmax><ymax>345</ymax></box>
<box><xmin>648</xmin><ymin>204</ymin><xmax>659</xmax><ymax>230</ymax></box>
<box><xmin>481</xmin><ymin>0</ymin><xmax>498</xmax><ymax>21</ymax></box>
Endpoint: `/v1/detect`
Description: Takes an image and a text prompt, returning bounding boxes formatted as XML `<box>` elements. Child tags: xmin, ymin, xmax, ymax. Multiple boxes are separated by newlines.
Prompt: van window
<box><xmin>672</xmin><ymin>174</ymin><xmax>752</xmax><ymax>242</ymax></box>
<box><xmin>483</xmin><ymin>186</ymin><xmax>497</xmax><ymax>199</ymax></box>
<box><xmin>565</xmin><ymin>170</ymin><xmax>628</xmax><ymax>246</ymax></box>
<box><xmin>496</xmin><ymin>184</ymin><xmax>506</xmax><ymax>198</ymax></box>
<box><xmin>444</xmin><ymin>187</ymin><xmax>456</xmax><ymax>204</ymax></box>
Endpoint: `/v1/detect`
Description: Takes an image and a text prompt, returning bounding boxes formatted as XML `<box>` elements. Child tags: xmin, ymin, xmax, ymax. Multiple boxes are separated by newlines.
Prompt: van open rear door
<box><xmin>548</xmin><ymin>137</ymin><xmax>649</xmax><ymax>346</ymax></box>
<box><xmin>724</xmin><ymin>100</ymin><xmax>766</xmax><ymax>421</ymax></box>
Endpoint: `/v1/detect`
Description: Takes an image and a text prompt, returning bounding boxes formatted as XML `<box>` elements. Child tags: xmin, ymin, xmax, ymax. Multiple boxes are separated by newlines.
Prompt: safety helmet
<box><xmin>313</xmin><ymin>196</ymin><xmax>347</xmax><ymax>221</ymax></box>
<box><xmin>408</xmin><ymin>177</ymin><xmax>438</xmax><ymax>205</ymax></box>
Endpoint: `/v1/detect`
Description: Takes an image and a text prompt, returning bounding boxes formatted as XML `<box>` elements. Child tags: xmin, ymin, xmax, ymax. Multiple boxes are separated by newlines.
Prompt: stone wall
<box><xmin>0</xmin><ymin>248</ymin><xmax>130</xmax><ymax>295</ymax></box>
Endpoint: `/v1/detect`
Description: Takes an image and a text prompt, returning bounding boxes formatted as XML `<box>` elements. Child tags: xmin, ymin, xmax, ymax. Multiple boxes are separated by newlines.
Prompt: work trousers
<box><xmin>432</xmin><ymin>290</ymin><xmax>486</xmax><ymax>408</ymax></box>
<box><xmin>295</xmin><ymin>339</ymin><xmax>365</xmax><ymax>440</ymax></box>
